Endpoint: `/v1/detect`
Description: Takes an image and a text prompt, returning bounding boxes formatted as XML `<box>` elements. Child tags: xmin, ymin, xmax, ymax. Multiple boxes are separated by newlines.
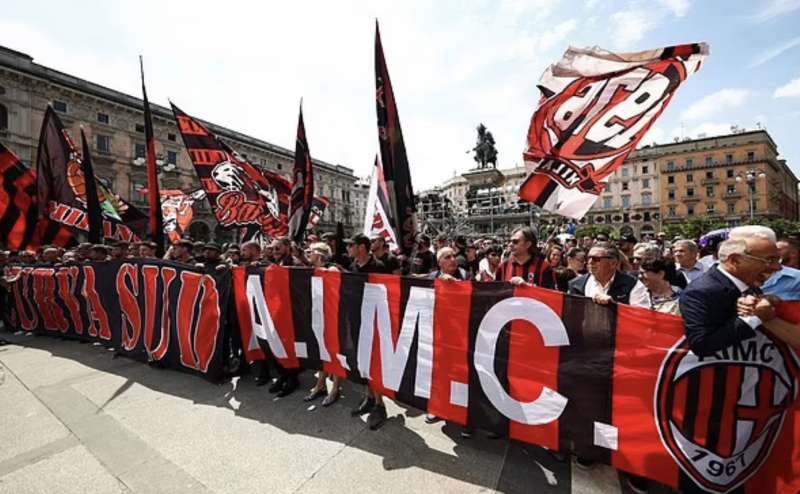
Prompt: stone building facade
<box><xmin>0</xmin><ymin>45</ymin><xmax>358</xmax><ymax>242</ymax></box>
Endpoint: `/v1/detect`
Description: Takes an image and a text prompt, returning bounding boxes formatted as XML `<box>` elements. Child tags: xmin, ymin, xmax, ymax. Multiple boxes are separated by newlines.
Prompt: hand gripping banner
<box><xmin>519</xmin><ymin>43</ymin><xmax>709</xmax><ymax>219</ymax></box>
<box><xmin>8</xmin><ymin>260</ymin><xmax>230</xmax><ymax>381</ymax></box>
<box><xmin>233</xmin><ymin>266</ymin><xmax>800</xmax><ymax>493</ymax></box>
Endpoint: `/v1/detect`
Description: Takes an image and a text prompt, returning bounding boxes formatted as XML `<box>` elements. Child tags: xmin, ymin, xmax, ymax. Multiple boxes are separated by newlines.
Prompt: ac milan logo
<box><xmin>655</xmin><ymin>332</ymin><xmax>798</xmax><ymax>493</ymax></box>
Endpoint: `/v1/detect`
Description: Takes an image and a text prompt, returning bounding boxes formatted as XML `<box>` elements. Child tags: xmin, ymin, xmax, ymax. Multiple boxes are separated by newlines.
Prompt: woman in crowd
<box><xmin>476</xmin><ymin>246</ymin><xmax>503</xmax><ymax>281</ymax></box>
<box><xmin>638</xmin><ymin>258</ymin><xmax>681</xmax><ymax>315</ymax></box>
<box><xmin>303</xmin><ymin>242</ymin><xmax>342</xmax><ymax>406</ymax></box>
<box><xmin>565</xmin><ymin>247</ymin><xmax>587</xmax><ymax>276</ymax></box>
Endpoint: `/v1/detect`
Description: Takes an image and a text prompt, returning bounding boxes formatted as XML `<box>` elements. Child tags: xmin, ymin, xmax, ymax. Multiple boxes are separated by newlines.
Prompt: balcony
<box><xmin>725</xmin><ymin>191</ymin><xmax>742</xmax><ymax>199</ymax></box>
<box><xmin>682</xmin><ymin>195</ymin><xmax>701</xmax><ymax>202</ymax></box>
<box><xmin>702</xmin><ymin>178</ymin><xmax>719</xmax><ymax>185</ymax></box>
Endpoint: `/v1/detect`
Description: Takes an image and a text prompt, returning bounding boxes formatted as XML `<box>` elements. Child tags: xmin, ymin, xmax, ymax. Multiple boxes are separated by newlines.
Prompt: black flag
<box><xmin>141</xmin><ymin>56</ymin><xmax>166</xmax><ymax>256</ymax></box>
<box><xmin>79</xmin><ymin>130</ymin><xmax>103</xmax><ymax>243</ymax></box>
<box><xmin>375</xmin><ymin>21</ymin><xmax>417</xmax><ymax>256</ymax></box>
<box><xmin>288</xmin><ymin>101</ymin><xmax>314</xmax><ymax>242</ymax></box>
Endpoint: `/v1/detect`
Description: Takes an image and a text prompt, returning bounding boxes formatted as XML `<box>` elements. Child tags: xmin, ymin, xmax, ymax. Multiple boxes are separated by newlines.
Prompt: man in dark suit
<box><xmin>679</xmin><ymin>234</ymin><xmax>781</xmax><ymax>357</ymax></box>
<box><xmin>568</xmin><ymin>242</ymin><xmax>650</xmax><ymax>308</ymax></box>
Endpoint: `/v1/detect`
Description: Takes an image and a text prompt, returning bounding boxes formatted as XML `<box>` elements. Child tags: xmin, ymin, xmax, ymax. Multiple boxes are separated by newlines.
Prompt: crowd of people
<box><xmin>1</xmin><ymin>225</ymin><xmax>799</xmax><ymax>493</ymax></box>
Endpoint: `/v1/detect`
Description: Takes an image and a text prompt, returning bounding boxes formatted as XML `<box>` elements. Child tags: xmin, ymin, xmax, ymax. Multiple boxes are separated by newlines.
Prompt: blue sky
<box><xmin>2</xmin><ymin>0</ymin><xmax>799</xmax><ymax>189</ymax></box>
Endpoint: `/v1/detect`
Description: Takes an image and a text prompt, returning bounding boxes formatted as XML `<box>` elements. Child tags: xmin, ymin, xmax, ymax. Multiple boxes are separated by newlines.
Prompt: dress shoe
<box><xmin>268</xmin><ymin>376</ymin><xmax>286</xmax><ymax>394</ymax></box>
<box><xmin>368</xmin><ymin>405</ymin><xmax>387</xmax><ymax>430</ymax></box>
<box><xmin>276</xmin><ymin>376</ymin><xmax>299</xmax><ymax>397</ymax></box>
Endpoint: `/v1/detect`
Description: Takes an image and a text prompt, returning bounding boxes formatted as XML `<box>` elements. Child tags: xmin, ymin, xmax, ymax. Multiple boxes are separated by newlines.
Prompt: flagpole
<box><xmin>79</xmin><ymin>128</ymin><xmax>103</xmax><ymax>244</ymax></box>
<box><xmin>141</xmin><ymin>55</ymin><xmax>166</xmax><ymax>256</ymax></box>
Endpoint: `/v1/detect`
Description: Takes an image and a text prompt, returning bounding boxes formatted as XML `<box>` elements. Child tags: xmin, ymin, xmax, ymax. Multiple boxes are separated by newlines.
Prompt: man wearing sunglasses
<box><xmin>680</xmin><ymin>226</ymin><xmax>782</xmax><ymax>357</ymax></box>
<box><xmin>567</xmin><ymin>242</ymin><xmax>650</xmax><ymax>308</ymax></box>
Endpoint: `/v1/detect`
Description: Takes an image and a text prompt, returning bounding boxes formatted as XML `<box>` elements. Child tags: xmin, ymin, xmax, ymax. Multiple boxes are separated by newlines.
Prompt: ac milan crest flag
<box><xmin>172</xmin><ymin>104</ymin><xmax>290</xmax><ymax>238</ymax></box>
<box><xmin>375</xmin><ymin>22</ymin><xmax>417</xmax><ymax>255</ymax></box>
<box><xmin>35</xmin><ymin>107</ymin><xmax>147</xmax><ymax>242</ymax></box>
<box><xmin>288</xmin><ymin>102</ymin><xmax>314</xmax><ymax>242</ymax></box>
<box><xmin>519</xmin><ymin>43</ymin><xmax>709</xmax><ymax>219</ymax></box>
<box><xmin>363</xmin><ymin>156</ymin><xmax>398</xmax><ymax>251</ymax></box>
<box><xmin>0</xmin><ymin>142</ymin><xmax>39</xmax><ymax>249</ymax></box>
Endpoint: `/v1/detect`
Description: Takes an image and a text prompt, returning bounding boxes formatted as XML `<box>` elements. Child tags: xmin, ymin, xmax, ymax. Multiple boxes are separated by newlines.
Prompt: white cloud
<box><xmin>659</xmin><ymin>0</ymin><xmax>690</xmax><ymax>17</ymax></box>
<box><xmin>687</xmin><ymin>122</ymin><xmax>735</xmax><ymax>139</ymax></box>
<box><xmin>609</xmin><ymin>8</ymin><xmax>659</xmax><ymax>48</ymax></box>
<box><xmin>774</xmin><ymin>77</ymin><xmax>800</xmax><ymax>98</ymax></box>
<box><xmin>681</xmin><ymin>89</ymin><xmax>751</xmax><ymax>121</ymax></box>
<box><xmin>749</xmin><ymin>36</ymin><xmax>800</xmax><ymax>68</ymax></box>
<box><xmin>751</xmin><ymin>0</ymin><xmax>800</xmax><ymax>22</ymax></box>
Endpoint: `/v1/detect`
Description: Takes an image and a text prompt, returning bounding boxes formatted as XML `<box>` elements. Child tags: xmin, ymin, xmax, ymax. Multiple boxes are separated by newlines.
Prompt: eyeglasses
<box><xmin>510</xmin><ymin>238</ymin><xmax>526</xmax><ymax>244</ymax></box>
<box><xmin>587</xmin><ymin>255</ymin><xmax>613</xmax><ymax>262</ymax></box>
<box><xmin>631</xmin><ymin>257</ymin><xmax>642</xmax><ymax>262</ymax></box>
<box><xmin>741</xmin><ymin>253</ymin><xmax>781</xmax><ymax>266</ymax></box>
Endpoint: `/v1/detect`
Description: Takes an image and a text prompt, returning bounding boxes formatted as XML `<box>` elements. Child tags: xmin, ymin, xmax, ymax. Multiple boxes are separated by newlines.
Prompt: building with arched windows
<box><xmin>0</xmin><ymin>45</ymin><xmax>359</xmax><ymax>241</ymax></box>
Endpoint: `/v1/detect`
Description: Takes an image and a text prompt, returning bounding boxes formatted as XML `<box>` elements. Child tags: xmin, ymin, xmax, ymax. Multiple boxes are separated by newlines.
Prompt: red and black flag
<box><xmin>79</xmin><ymin>129</ymin><xmax>103</xmax><ymax>243</ymax></box>
<box><xmin>288</xmin><ymin>101</ymin><xmax>314</xmax><ymax>242</ymax></box>
<box><xmin>35</xmin><ymin>107</ymin><xmax>147</xmax><ymax>243</ymax></box>
<box><xmin>0</xmin><ymin>142</ymin><xmax>39</xmax><ymax>249</ymax></box>
<box><xmin>306</xmin><ymin>196</ymin><xmax>328</xmax><ymax>230</ymax></box>
<box><xmin>172</xmin><ymin>103</ymin><xmax>289</xmax><ymax>238</ymax></box>
<box><xmin>519</xmin><ymin>43</ymin><xmax>709</xmax><ymax>219</ymax></box>
<box><xmin>374</xmin><ymin>21</ymin><xmax>417</xmax><ymax>256</ymax></box>
<box><xmin>362</xmin><ymin>155</ymin><xmax>398</xmax><ymax>251</ymax></box>
<box><xmin>140</xmin><ymin>56</ymin><xmax>166</xmax><ymax>256</ymax></box>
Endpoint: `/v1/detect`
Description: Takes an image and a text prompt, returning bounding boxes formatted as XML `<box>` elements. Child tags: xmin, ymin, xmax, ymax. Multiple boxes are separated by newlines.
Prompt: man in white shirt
<box><xmin>567</xmin><ymin>243</ymin><xmax>650</xmax><ymax>308</ymax></box>
<box><xmin>673</xmin><ymin>239</ymin><xmax>705</xmax><ymax>284</ymax></box>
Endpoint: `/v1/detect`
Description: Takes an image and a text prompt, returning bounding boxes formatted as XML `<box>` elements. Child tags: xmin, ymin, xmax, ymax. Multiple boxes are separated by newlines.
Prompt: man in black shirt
<box><xmin>411</xmin><ymin>234</ymin><xmax>435</xmax><ymax>275</ymax></box>
<box><xmin>346</xmin><ymin>233</ymin><xmax>387</xmax><ymax>274</ymax></box>
<box><xmin>370</xmin><ymin>236</ymin><xmax>401</xmax><ymax>274</ymax></box>
<box><xmin>345</xmin><ymin>233</ymin><xmax>390</xmax><ymax>430</ymax></box>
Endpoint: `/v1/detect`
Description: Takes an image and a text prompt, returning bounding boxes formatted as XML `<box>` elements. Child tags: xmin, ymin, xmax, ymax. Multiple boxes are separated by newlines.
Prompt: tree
<box><xmin>662</xmin><ymin>217</ymin><xmax>728</xmax><ymax>240</ymax></box>
<box><xmin>575</xmin><ymin>225</ymin><xmax>615</xmax><ymax>240</ymax></box>
<box><xmin>472</xmin><ymin>123</ymin><xmax>498</xmax><ymax>169</ymax></box>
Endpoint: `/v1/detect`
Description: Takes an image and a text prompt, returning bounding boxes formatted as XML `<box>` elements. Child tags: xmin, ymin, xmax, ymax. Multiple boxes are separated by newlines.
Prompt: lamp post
<box><xmin>735</xmin><ymin>168</ymin><xmax>766</xmax><ymax>221</ymax></box>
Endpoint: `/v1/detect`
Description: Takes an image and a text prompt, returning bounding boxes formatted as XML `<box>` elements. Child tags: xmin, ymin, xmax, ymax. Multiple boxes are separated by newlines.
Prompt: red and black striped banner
<box><xmin>0</xmin><ymin>142</ymin><xmax>40</xmax><ymax>250</ymax></box>
<box><xmin>233</xmin><ymin>266</ymin><xmax>800</xmax><ymax>493</ymax></box>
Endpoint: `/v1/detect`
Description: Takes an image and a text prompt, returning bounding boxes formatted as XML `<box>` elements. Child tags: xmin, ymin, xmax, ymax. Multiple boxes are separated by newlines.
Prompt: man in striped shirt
<box><xmin>494</xmin><ymin>227</ymin><xmax>549</xmax><ymax>287</ymax></box>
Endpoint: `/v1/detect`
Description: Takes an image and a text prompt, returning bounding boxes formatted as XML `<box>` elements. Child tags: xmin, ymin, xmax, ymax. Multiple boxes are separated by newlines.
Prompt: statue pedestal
<box><xmin>462</xmin><ymin>167</ymin><xmax>505</xmax><ymax>189</ymax></box>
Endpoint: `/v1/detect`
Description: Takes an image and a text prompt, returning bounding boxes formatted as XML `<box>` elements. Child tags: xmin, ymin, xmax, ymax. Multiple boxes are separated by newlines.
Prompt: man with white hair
<box><xmin>729</xmin><ymin>226</ymin><xmax>800</xmax><ymax>301</ymax></box>
<box><xmin>680</xmin><ymin>227</ymin><xmax>782</xmax><ymax>356</ymax></box>
<box><xmin>672</xmin><ymin>239</ymin><xmax>705</xmax><ymax>284</ymax></box>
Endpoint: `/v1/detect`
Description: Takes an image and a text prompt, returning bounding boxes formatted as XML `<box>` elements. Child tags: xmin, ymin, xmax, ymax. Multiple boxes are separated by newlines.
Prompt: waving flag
<box><xmin>0</xmin><ymin>143</ymin><xmax>40</xmax><ymax>249</ymax></box>
<box><xmin>35</xmin><ymin>107</ymin><xmax>146</xmax><ymax>243</ymax></box>
<box><xmin>375</xmin><ymin>21</ymin><xmax>417</xmax><ymax>255</ymax></box>
<box><xmin>288</xmin><ymin>102</ymin><xmax>314</xmax><ymax>242</ymax></box>
<box><xmin>363</xmin><ymin>156</ymin><xmax>398</xmax><ymax>251</ymax></box>
<box><xmin>78</xmin><ymin>129</ymin><xmax>103</xmax><ymax>243</ymax></box>
<box><xmin>307</xmin><ymin>196</ymin><xmax>328</xmax><ymax>230</ymax></box>
<box><xmin>140</xmin><ymin>56</ymin><xmax>166</xmax><ymax>255</ymax></box>
<box><xmin>519</xmin><ymin>43</ymin><xmax>709</xmax><ymax>219</ymax></box>
<box><xmin>172</xmin><ymin>103</ymin><xmax>290</xmax><ymax>238</ymax></box>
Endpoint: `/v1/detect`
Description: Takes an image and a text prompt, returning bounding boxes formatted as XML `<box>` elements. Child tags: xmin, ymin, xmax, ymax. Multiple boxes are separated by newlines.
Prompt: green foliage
<box><xmin>663</xmin><ymin>217</ymin><xmax>727</xmax><ymax>240</ymax></box>
<box><xmin>743</xmin><ymin>218</ymin><xmax>800</xmax><ymax>238</ymax></box>
<box><xmin>575</xmin><ymin>224</ymin><xmax>616</xmax><ymax>240</ymax></box>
